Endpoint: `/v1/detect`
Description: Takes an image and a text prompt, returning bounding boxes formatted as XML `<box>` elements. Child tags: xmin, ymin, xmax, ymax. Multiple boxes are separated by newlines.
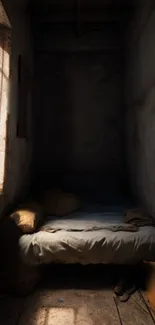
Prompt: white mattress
<box><xmin>19</xmin><ymin>202</ymin><xmax>155</xmax><ymax>266</ymax></box>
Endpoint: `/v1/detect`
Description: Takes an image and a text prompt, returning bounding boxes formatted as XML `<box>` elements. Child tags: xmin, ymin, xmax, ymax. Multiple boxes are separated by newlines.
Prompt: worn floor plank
<box><xmin>116</xmin><ymin>291</ymin><xmax>154</xmax><ymax>325</ymax></box>
<box><xmin>0</xmin><ymin>283</ymin><xmax>154</xmax><ymax>325</ymax></box>
<box><xmin>139</xmin><ymin>290</ymin><xmax>155</xmax><ymax>324</ymax></box>
<box><xmin>131</xmin><ymin>291</ymin><xmax>151</xmax><ymax>314</ymax></box>
<box><xmin>18</xmin><ymin>289</ymin><xmax>120</xmax><ymax>325</ymax></box>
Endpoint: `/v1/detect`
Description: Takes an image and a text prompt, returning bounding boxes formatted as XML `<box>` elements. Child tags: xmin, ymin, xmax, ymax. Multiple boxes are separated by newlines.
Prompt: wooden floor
<box><xmin>1</xmin><ymin>265</ymin><xmax>155</xmax><ymax>325</ymax></box>
<box><xmin>1</xmin><ymin>288</ymin><xmax>155</xmax><ymax>325</ymax></box>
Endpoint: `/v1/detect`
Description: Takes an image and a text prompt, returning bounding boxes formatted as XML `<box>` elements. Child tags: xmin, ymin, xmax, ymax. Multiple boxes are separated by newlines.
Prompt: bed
<box><xmin>19</xmin><ymin>197</ymin><xmax>155</xmax><ymax>266</ymax></box>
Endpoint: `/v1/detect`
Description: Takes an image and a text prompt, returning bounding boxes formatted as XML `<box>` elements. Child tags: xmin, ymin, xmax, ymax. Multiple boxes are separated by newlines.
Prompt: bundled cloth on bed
<box><xmin>19</xmin><ymin>204</ymin><xmax>155</xmax><ymax>266</ymax></box>
<box><xmin>124</xmin><ymin>208</ymin><xmax>155</xmax><ymax>227</ymax></box>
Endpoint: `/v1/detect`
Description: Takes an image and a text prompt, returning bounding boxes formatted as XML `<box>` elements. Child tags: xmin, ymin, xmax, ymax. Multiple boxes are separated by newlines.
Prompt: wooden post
<box><xmin>144</xmin><ymin>261</ymin><xmax>155</xmax><ymax>311</ymax></box>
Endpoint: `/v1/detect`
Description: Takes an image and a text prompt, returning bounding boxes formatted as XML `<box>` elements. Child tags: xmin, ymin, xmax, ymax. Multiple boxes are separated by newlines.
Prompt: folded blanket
<box><xmin>124</xmin><ymin>208</ymin><xmax>155</xmax><ymax>227</ymax></box>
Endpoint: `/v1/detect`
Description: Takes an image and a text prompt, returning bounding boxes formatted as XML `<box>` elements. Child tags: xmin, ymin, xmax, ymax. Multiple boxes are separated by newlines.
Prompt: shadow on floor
<box><xmin>0</xmin><ymin>264</ymin><xmax>153</xmax><ymax>325</ymax></box>
<box><xmin>39</xmin><ymin>263</ymin><xmax>148</xmax><ymax>291</ymax></box>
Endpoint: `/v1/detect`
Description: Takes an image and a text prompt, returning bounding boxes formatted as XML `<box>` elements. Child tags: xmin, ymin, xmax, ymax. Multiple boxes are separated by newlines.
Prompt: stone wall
<box><xmin>0</xmin><ymin>2</ymin><xmax>34</xmax><ymax>208</ymax></box>
<box><xmin>125</xmin><ymin>1</ymin><xmax>155</xmax><ymax>214</ymax></box>
<box><xmin>32</xmin><ymin>24</ymin><xmax>125</xmax><ymax>193</ymax></box>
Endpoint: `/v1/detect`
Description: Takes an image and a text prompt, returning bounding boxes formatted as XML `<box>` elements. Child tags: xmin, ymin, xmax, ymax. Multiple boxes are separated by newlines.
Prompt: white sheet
<box><xmin>19</xmin><ymin>204</ymin><xmax>155</xmax><ymax>266</ymax></box>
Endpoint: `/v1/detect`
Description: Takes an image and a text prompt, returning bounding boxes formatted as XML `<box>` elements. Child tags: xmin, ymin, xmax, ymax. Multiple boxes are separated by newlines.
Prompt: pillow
<box><xmin>10</xmin><ymin>201</ymin><xmax>43</xmax><ymax>233</ymax></box>
<box><xmin>42</xmin><ymin>188</ymin><xmax>81</xmax><ymax>216</ymax></box>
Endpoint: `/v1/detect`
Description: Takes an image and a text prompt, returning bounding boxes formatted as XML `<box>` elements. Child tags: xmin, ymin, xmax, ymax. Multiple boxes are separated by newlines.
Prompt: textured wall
<box><xmin>0</xmin><ymin>3</ymin><xmax>34</xmax><ymax>206</ymax></box>
<box><xmin>6</xmin><ymin>10</ymin><xmax>33</xmax><ymax>202</ymax></box>
<box><xmin>0</xmin><ymin>2</ymin><xmax>34</xmax><ymax>293</ymax></box>
<box><xmin>32</xmin><ymin>25</ymin><xmax>125</xmax><ymax>192</ymax></box>
<box><xmin>0</xmin><ymin>28</ymin><xmax>10</xmax><ymax>193</ymax></box>
<box><xmin>125</xmin><ymin>1</ymin><xmax>155</xmax><ymax>214</ymax></box>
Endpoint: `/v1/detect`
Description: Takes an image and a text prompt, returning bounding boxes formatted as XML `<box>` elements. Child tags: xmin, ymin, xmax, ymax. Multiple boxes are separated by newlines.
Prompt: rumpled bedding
<box><xmin>124</xmin><ymin>208</ymin><xmax>155</xmax><ymax>227</ymax></box>
<box><xmin>19</xmin><ymin>203</ymin><xmax>155</xmax><ymax>266</ymax></box>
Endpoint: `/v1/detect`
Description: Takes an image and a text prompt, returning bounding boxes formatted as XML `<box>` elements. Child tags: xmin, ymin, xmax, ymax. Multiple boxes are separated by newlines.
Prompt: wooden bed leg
<box><xmin>144</xmin><ymin>261</ymin><xmax>155</xmax><ymax>311</ymax></box>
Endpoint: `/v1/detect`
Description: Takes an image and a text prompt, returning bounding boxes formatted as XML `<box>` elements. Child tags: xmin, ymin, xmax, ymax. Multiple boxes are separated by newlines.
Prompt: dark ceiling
<box><xmin>29</xmin><ymin>0</ymin><xmax>133</xmax><ymax>24</ymax></box>
<box><xmin>30</xmin><ymin>0</ymin><xmax>131</xmax><ymax>5</ymax></box>
<box><xmin>1</xmin><ymin>0</ymin><xmax>134</xmax><ymax>27</ymax></box>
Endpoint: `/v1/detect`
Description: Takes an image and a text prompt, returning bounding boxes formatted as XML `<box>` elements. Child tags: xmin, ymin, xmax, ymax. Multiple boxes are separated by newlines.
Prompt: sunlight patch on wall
<box><xmin>0</xmin><ymin>35</ymin><xmax>10</xmax><ymax>192</ymax></box>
